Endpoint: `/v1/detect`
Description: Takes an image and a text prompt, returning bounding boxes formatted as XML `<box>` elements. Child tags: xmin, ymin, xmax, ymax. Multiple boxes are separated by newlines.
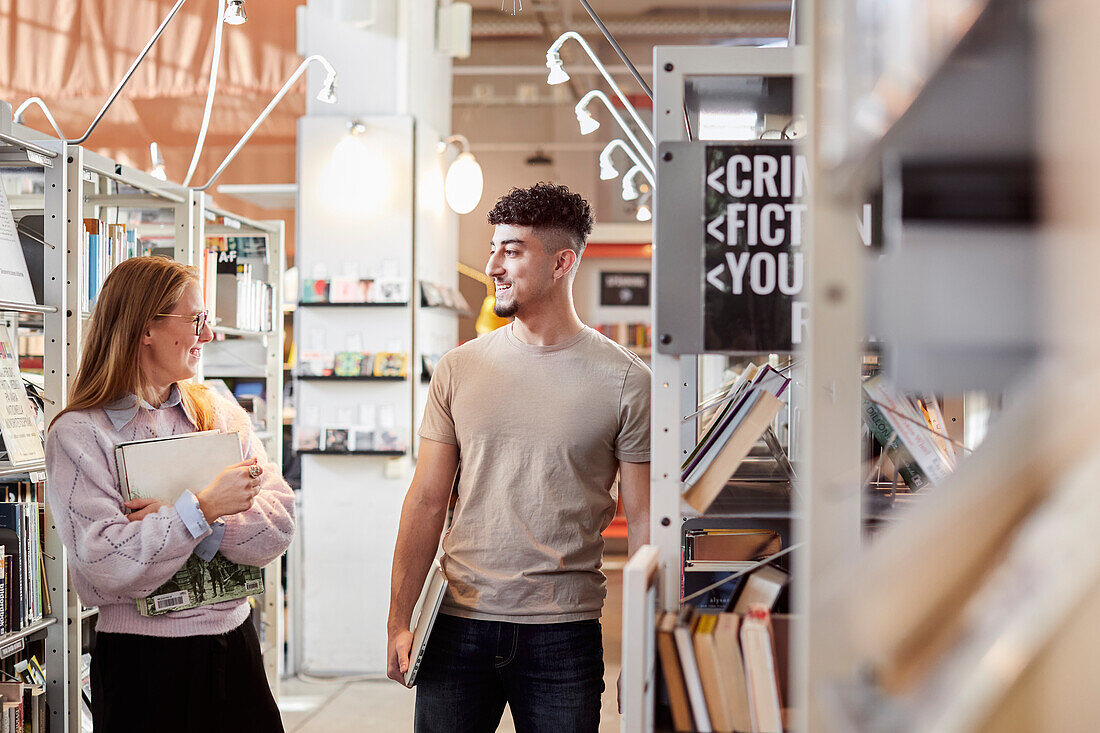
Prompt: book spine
<box><xmin>862</xmin><ymin>398</ymin><xmax>930</xmax><ymax>489</ymax></box>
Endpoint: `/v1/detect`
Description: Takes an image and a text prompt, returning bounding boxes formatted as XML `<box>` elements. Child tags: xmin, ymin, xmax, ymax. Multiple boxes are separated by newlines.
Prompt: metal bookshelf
<box><xmin>0</xmin><ymin>116</ymin><xmax>288</xmax><ymax>728</ymax></box>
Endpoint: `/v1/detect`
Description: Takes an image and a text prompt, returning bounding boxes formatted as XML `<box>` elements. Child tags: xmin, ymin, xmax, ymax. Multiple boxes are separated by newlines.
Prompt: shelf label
<box><xmin>0</xmin><ymin>638</ymin><xmax>25</xmax><ymax>659</ymax></box>
<box><xmin>28</xmin><ymin>151</ymin><xmax>53</xmax><ymax>168</ymax></box>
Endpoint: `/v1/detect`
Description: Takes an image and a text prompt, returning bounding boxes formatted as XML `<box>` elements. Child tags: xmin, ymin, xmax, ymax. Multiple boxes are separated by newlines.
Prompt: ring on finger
<box><xmin>248</xmin><ymin>464</ymin><xmax>262</xmax><ymax>479</ymax></box>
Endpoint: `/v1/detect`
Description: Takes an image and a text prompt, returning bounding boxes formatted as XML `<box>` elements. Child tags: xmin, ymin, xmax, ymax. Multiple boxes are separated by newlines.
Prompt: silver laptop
<box><xmin>404</xmin><ymin>560</ymin><xmax>448</xmax><ymax>687</ymax></box>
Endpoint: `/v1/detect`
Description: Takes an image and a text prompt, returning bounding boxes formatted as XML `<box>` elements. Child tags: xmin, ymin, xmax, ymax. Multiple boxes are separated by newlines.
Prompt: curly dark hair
<box><xmin>487</xmin><ymin>182</ymin><xmax>593</xmax><ymax>255</ymax></box>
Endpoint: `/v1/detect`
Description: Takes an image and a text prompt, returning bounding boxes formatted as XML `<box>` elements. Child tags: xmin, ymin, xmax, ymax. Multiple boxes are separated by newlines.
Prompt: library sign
<box><xmin>703</xmin><ymin>144</ymin><xmax>809</xmax><ymax>352</ymax></box>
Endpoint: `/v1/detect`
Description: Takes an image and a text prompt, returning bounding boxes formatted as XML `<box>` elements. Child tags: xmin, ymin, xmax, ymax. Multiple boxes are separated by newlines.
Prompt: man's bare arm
<box><xmin>619</xmin><ymin>460</ymin><xmax>650</xmax><ymax>558</ymax></box>
<box><xmin>386</xmin><ymin>438</ymin><xmax>459</xmax><ymax>682</ymax></box>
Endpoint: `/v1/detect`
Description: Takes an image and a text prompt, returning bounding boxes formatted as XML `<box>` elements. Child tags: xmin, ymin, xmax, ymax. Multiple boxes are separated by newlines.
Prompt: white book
<box><xmin>115</xmin><ymin>431</ymin><xmax>241</xmax><ymax>504</ymax></box>
<box><xmin>404</xmin><ymin>559</ymin><xmax>448</xmax><ymax>687</ymax></box>
<box><xmin>741</xmin><ymin>607</ymin><xmax>783</xmax><ymax>733</ymax></box>
<box><xmin>674</xmin><ymin>609</ymin><xmax>713</xmax><ymax>732</ymax></box>
<box><xmin>0</xmin><ymin>187</ymin><xmax>35</xmax><ymax>306</ymax></box>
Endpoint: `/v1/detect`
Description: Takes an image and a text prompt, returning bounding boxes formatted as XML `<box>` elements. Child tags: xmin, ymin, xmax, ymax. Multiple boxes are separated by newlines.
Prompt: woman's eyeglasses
<box><xmin>155</xmin><ymin>310</ymin><xmax>209</xmax><ymax>336</ymax></box>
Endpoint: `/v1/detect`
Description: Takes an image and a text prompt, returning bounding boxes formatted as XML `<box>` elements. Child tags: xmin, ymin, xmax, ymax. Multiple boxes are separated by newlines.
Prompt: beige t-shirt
<box><xmin>418</xmin><ymin>324</ymin><xmax>651</xmax><ymax>623</ymax></box>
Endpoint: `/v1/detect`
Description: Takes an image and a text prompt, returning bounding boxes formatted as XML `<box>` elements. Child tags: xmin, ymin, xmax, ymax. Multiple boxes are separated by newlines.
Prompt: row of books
<box><xmin>81</xmin><ymin>219</ymin><xmax>142</xmax><ymax>311</ymax></box>
<box><xmin>659</xmin><ymin>605</ymin><xmax>789</xmax><ymax>733</ymax></box>
<box><xmin>861</xmin><ymin>375</ymin><xmax>956</xmax><ymax>491</ymax></box>
<box><xmin>0</xmin><ymin>503</ymin><xmax>47</xmax><ymax>635</ymax></box>
<box><xmin>594</xmin><ymin>322</ymin><xmax>652</xmax><ymax>350</ymax></box>
<box><xmin>297</xmin><ymin>351</ymin><xmax>409</xmax><ymax>379</ymax></box>
<box><xmin>0</xmin><ymin>680</ymin><xmax>46</xmax><ymax>733</ymax></box>
<box><xmin>681</xmin><ymin>364</ymin><xmax>791</xmax><ymax>513</ymax></box>
<box><xmin>301</xmin><ymin>276</ymin><xmax>409</xmax><ymax>304</ymax></box>
<box><xmin>202</xmin><ymin>247</ymin><xmax>276</xmax><ymax>333</ymax></box>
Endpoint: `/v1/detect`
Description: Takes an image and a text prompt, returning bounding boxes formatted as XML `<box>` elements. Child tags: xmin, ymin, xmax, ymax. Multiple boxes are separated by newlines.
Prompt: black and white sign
<box><xmin>703</xmin><ymin>143</ymin><xmax>808</xmax><ymax>352</ymax></box>
<box><xmin>600</xmin><ymin>272</ymin><xmax>650</xmax><ymax>307</ymax></box>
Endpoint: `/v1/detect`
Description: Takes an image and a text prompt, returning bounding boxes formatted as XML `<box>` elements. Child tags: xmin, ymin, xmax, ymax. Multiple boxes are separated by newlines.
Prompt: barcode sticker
<box><xmin>151</xmin><ymin>590</ymin><xmax>191</xmax><ymax>613</ymax></box>
<box><xmin>244</xmin><ymin>580</ymin><xmax>263</xmax><ymax>593</ymax></box>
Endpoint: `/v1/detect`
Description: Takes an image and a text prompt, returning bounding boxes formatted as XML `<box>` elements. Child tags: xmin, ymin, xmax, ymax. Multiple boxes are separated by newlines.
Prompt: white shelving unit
<box><xmin>0</xmin><ymin>114</ymin><xmax>288</xmax><ymax>729</ymax></box>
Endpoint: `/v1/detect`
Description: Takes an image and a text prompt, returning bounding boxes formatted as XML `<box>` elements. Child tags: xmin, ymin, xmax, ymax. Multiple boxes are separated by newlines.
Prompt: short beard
<box><xmin>493</xmin><ymin>298</ymin><xmax>518</xmax><ymax>318</ymax></box>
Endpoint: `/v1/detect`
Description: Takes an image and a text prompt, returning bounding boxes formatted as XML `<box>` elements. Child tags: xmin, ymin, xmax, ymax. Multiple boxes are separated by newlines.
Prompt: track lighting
<box><xmin>575</xmin><ymin>91</ymin><xmax>651</xmax><ymax>169</ymax></box>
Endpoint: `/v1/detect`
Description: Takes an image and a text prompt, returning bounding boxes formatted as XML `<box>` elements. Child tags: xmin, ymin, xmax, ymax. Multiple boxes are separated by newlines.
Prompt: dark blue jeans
<box><xmin>414</xmin><ymin>614</ymin><xmax>605</xmax><ymax>733</ymax></box>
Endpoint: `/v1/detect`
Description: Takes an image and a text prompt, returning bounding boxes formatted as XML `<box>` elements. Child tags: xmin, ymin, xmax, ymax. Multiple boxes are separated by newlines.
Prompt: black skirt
<box><xmin>91</xmin><ymin>618</ymin><xmax>284</xmax><ymax>733</ymax></box>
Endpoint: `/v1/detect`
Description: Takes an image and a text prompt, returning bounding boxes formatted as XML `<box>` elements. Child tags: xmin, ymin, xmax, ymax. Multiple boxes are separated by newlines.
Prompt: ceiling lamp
<box><xmin>440</xmin><ymin>135</ymin><xmax>484</xmax><ymax>215</ymax></box>
<box><xmin>223</xmin><ymin>0</ymin><xmax>247</xmax><ymax>24</ymax></box>
<box><xmin>636</xmin><ymin>197</ymin><xmax>652</xmax><ymax>222</ymax></box>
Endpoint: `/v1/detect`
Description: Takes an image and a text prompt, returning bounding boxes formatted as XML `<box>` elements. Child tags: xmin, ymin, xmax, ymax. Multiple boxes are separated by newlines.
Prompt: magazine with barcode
<box><xmin>114</xmin><ymin>431</ymin><xmax>265</xmax><ymax>616</ymax></box>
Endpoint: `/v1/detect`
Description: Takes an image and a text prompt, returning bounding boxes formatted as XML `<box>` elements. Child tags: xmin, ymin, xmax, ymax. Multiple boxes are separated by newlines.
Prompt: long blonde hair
<box><xmin>50</xmin><ymin>256</ymin><xmax>216</xmax><ymax>430</ymax></box>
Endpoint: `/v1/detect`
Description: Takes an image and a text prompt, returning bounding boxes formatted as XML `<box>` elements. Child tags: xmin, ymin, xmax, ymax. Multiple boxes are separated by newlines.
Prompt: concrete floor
<box><xmin>279</xmin><ymin>556</ymin><xmax>627</xmax><ymax>733</ymax></box>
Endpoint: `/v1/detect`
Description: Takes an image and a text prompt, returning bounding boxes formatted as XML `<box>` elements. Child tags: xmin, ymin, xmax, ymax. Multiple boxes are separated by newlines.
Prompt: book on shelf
<box><xmin>686</xmin><ymin>529</ymin><xmax>782</xmax><ymax>563</ymax></box>
<box><xmin>0</xmin><ymin>187</ymin><xmax>36</xmax><ymax>306</ymax></box>
<box><xmin>373</xmin><ymin>352</ymin><xmax>408</xmax><ymax>378</ymax></box>
<box><xmin>913</xmin><ymin>391</ymin><xmax>957</xmax><ymax>468</ymax></box>
<box><xmin>404</xmin><ymin>558</ymin><xmax>448</xmax><ymax>687</ymax></box>
<box><xmin>862</xmin><ymin>375</ymin><xmax>954</xmax><ymax>490</ymax></box>
<box><xmin>682</xmin><ymin>388</ymin><xmax>788</xmax><ymax>513</ymax></box>
<box><xmin>713</xmin><ymin>613</ymin><xmax>753</xmax><ymax>733</ymax></box>
<box><xmin>656</xmin><ymin>611</ymin><xmax>695</xmax><ymax>732</ymax></box>
<box><xmin>740</xmin><ymin>606</ymin><xmax>783</xmax><ymax>733</ymax></box>
<box><xmin>673</xmin><ymin>607</ymin><xmax>713</xmax><ymax>732</ymax></box>
<box><xmin>0</xmin><ymin>502</ymin><xmax>43</xmax><ymax>632</ymax></box>
<box><xmin>114</xmin><ymin>431</ymin><xmax>264</xmax><ymax>616</ymax></box>
<box><xmin>731</xmin><ymin>565</ymin><xmax>788</xmax><ymax>615</ymax></box>
<box><xmin>213</xmin><ymin>251</ymin><xmax>274</xmax><ymax>332</ymax></box>
<box><xmin>693</xmin><ymin>613</ymin><xmax>737</xmax><ymax>733</ymax></box>
<box><xmin>0</xmin><ymin>324</ymin><xmax>44</xmax><ymax>466</ymax></box>
<box><xmin>81</xmin><ymin>219</ymin><xmax>139</xmax><ymax>311</ymax></box>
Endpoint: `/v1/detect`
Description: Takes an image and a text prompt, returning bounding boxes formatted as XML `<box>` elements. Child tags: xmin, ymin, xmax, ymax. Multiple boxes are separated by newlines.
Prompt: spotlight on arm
<box><xmin>575</xmin><ymin>104</ymin><xmax>600</xmax><ymax>135</ymax></box>
<box><xmin>223</xmin><ymin>0</ymin><xmax>247</xmax><ymax>24</ymax></box>
<box><xmin>621</xmin><ymin>166</ymin><xmax>643</xmax><ymax>201</ymax></box>
<box><xmin>317</xmin><ymin>71</ymin><xmax>338</xmax><ymax>104</ymax></box>
<box><xmin>545</xmin><ymin>51</ymin><xmax>570</xmax><ymax>85</ymax></box>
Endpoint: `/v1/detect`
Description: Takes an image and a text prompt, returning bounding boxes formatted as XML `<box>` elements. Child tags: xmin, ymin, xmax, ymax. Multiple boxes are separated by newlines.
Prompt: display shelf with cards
<box><xmin>0</xmin><ymin>116</ymin><xmax>289</xmax><ymax>728</ymax></box>
<box><xmin>292</xmin><ymin>115</ymin><xmax>458</xmax><ymax>676</ymax></box>
<box><xmin>297</xmin><ymin>300</ymin><xmax>410</xmax><ymax>308</ymax></box>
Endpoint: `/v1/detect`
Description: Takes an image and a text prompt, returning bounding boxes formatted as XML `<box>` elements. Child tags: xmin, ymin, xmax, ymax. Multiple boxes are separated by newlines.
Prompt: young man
<box><xmin>387</xmin><ymin>183</ymin><xmax>651</xmax><ymax>732</ymax></box>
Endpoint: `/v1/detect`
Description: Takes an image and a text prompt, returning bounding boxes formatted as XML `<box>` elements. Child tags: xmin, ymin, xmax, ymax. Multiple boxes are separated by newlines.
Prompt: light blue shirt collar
<box><xmin>104</xmin><ymin>383</ymin><xmax>184</xmax><ymax>431</ymax></box>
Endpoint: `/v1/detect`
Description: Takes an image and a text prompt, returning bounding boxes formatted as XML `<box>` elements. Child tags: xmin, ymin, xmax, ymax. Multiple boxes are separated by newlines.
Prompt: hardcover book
<box><xmin>114</xmin><ymin>431</ymin><xmax>264</xmax><ymax>616</ymax></box>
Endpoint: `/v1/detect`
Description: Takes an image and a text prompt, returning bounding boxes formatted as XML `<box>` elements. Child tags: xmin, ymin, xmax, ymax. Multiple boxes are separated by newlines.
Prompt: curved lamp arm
<box><xmin>183</xmin><ymin>0</ymin><xmax>228</xmax><ymax>186</ymax></box>
<box><xmin>576</xmin><ymin>90</ymin><xmax>653</xmax><ymax>172</ymax></box>
<box><xmin>439</xmin><ymin>134</ymin><xmax>471</xmax><ymax>155</ymax></box>
<box><xmin>547</xmin><ymin>32</ymin><xmax>654</xmax><ymax>148</ymax></box>
<box><xmin>69</xmin><ymin>0</ymin><xmax>191</xmax><ymax>144</ymax></box>
<box><xmin>600</xmin><ymin>139</ymin><xmax>655</xmax><ymax>186</ymax></box>
<box><xmin>12</xmin><ymin>98</ymin><xmax>65</xmax><ymax>140</ymax></box>
<box><xmin>194</xmin><ymin>54</ymin><xmax>337</xmax><ymax>191</ymax></box>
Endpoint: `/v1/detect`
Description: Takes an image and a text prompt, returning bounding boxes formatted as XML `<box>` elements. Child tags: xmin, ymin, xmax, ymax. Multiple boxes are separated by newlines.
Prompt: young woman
<box><xmin>45</xmin><ymin>256</ymin><xmax>295</xmax><ymax>732</ymax></box>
